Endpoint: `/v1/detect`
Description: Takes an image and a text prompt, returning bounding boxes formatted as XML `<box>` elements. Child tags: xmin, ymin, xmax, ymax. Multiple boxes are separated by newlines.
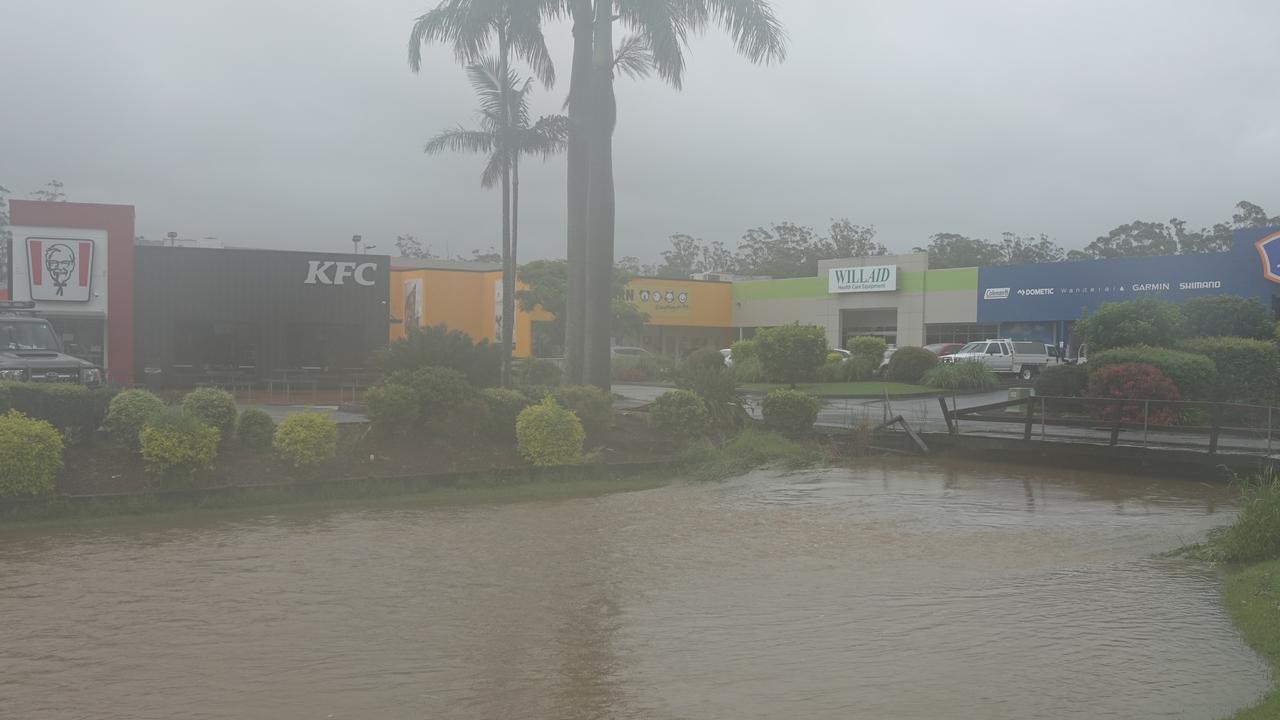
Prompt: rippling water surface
<box><xmin>0</xmin><ymin>459</ymin><xmax>1269</xmax><ymax>719</ymax></box>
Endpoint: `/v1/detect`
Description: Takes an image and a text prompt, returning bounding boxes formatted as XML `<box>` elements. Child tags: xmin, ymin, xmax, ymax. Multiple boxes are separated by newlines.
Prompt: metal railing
<box><xmin>939</xmin><ymin>395</ymin><xmax>1280</xmax><ymax>457</ymax></box>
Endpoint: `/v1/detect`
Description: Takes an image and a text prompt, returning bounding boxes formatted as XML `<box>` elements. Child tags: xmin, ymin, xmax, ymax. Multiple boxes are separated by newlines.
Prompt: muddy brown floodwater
<box><xmin>0</xmin><ymin>459</ymin><xmax>1271</xmax><ymax>719</ymax></box>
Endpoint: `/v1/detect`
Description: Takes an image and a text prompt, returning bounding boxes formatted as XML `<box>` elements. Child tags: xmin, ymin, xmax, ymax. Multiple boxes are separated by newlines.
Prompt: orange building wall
<box><xmin>622</xmin><ymin>277</ymin><xmax>733</xmax><ymax>327</ymax></box>
<box><xmin>391</xmin><ymin>269</ymin><xmax>540</xmax><ymax>358</ymax></box>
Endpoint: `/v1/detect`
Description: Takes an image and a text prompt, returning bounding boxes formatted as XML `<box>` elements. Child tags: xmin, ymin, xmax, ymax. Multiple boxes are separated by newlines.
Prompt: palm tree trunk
<box><xmin>583</xmin><ymin>0</ymin><xmax>615</xmax><ymax>390</ymax></box>
<box><xmin>501</xmin><ymin>164</ymin><xmax>513</xmax><ymax>388</ymax></box>
<box><xmin>508</xmin><ymin>155</ymin><xmax>520</xmax><ymax>371</ymax></box>
<box><xmin>564</xmin><ymin>0</ymin><xmax>593</xmax><ymax>384</ymax></box>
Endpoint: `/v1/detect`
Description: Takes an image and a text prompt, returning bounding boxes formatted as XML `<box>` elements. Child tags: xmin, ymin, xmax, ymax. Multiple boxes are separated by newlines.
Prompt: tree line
<box><xmin>645</xmin><ymin>200</ymin><xmax>1280</xmax><ymax>279</ymax></box>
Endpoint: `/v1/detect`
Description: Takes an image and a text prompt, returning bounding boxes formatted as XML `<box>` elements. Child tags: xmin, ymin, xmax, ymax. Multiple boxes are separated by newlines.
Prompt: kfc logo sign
<box><xmin>27</xmin><ymin>238</ymin><xmax>94</xmax><ymax>302</ymax></box>
<box><xmin>304</xmin><ymin>260</ymin><xmax>377</xmax><ymax>286</ymax></box>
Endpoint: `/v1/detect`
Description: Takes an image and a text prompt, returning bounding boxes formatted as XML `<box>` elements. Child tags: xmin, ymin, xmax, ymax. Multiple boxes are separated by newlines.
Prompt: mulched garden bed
<box><xmin>59</xmin><ymin>410</ymin><xmax>673</xmax><ymax>497</ymax></box>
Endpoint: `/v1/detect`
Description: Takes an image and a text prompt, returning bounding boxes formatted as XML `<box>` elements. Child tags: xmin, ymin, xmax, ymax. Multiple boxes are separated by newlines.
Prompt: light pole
<box><xmin>351</xmin><ymin>234</ymin><xmax>362</xmax><ymax>255</ymax></box>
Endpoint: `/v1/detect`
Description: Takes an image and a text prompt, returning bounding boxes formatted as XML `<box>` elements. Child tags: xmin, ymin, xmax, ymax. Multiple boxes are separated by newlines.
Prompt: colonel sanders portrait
<box><xmin>44</xmin><ymin>244</ymin><xmax>76</xmax><ymax>297</ymax></box>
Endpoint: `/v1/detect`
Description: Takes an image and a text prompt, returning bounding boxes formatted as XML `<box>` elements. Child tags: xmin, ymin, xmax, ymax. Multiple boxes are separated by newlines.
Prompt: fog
<box><xmin>2</xmin><ymin>0</ymin><xmax>1277</xmax><ymax>260</ymax></box>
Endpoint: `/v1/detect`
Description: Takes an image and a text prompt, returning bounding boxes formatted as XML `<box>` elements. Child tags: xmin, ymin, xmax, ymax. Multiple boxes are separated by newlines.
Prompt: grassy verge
<box><xmin>1222</xmin><ymin>559</ymin><xmax>1280</xmax><ymax>719</ymax></box>
<box><xmin>679</xmin><ymin>428</ymin><xmax>823</xmax><ymax>482</ymax></box>
<box><xmin>742</xmin><ymin>381</ymin><xmax>935</xmax><ymax>397</ymax></box>
<box><xmin>0</xmin><ymin>465</ymin><xmax>675</xmax><ymax>530</ymax></box>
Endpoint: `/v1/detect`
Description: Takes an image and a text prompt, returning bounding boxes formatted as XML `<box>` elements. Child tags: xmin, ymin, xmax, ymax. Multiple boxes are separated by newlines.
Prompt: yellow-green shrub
<box><xmin>182</xmin><ymin>387</ymin><xmax>238</xmax><ymax>441</ymax></box>
<box><xmin>516</xmin><ymin>396</ymin><xmax>585</xmax><ymax>466</ymax></box>
<box><xmin>139</xmin><ymin>408</ymin><xmax>219</xmax><ymax>482</ymax></box>
<box><xmin>0</xmin><ymin>410</ymin><xmax>64</xmax><ymax>497</ymax></box>
<box><xmin>273</xmin><ymin>412</ymin><xmax>338</xmax><ymax>471</ymax></box>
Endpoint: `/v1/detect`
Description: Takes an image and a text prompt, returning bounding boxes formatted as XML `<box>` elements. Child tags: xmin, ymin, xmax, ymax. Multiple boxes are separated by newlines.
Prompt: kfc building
<box><xmin>6</xmin><ymin>200</ymin><xmax>134</xmax><ymax>380</ymax></box>
<box><xmin>5</xmin><ymin>200</ymin><xmax>390</xmax><ymax>387</ymax></box>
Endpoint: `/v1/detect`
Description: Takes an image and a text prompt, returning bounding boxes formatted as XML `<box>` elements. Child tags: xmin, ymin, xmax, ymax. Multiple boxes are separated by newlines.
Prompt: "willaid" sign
<box><xmin>828</xmin><ymin>264</ymin><xmax>897</xmax><ymax>293</ymax></box>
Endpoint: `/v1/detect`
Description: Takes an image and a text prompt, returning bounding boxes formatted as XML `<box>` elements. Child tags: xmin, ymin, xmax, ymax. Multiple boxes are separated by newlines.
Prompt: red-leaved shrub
<box><xmin>1087</xmin><ymin>362</ymin><xmax>1181</xmax><ymax>425</ymax></box>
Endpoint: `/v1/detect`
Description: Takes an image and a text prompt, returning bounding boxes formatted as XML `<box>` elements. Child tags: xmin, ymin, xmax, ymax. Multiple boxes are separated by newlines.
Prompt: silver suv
<box><xmin>0</xmin><ymin>303</ymin><xmax>103</xmax><ymax>386</ymax></box>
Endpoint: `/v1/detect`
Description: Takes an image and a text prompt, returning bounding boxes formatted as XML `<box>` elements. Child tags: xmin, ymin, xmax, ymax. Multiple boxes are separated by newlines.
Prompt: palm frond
<box><xmin>616</xmin><ymin>0</ymin><xmax>689</xmax><ymax>89</ymax></box>
<box><xmin>612</xmin><ymin>33</ymin><xmax>654</xmax><ymax>80</ymax></box>
<box><xmin>521</xmin><ymin>115</ymin><xmax>570</xmax><ymax>159</ymax></box>
<box><xmin>423</xmin><ymin>126</ymin><xmax>496</xmax><ymax>156</ymax></box>
<box><xmin>480</xmin><ymin>148</ymin><xmax>511</xmax><ymax>188</ymax></box>
<box><xmin>691</xmin><ymin>0</ymin><xmax>787</xmax><ymax>64</ymax></box>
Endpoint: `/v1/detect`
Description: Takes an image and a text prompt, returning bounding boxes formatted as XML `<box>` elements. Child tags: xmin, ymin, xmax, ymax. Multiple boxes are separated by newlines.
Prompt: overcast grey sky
<box><xmin>2</xmin><ymin>0</ymin><xmax>1278</xmax><ymax>261</ymax></box>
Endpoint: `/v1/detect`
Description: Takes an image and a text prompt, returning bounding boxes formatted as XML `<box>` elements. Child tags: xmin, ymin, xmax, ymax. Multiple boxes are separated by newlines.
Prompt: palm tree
<box><xmin>571</xmin><ymin>1</ymin><xmax>789</xmax><ymax>389</ymax></box>
<box><xmin>424</xmin><ymin>58</ymin><xmax>567</xmax><ymax>386</ymax></box>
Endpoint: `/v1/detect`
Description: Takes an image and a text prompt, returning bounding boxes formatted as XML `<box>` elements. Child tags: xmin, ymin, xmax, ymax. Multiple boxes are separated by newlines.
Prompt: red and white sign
<box><xmin>27</xmin><ymin>238</ymin><xmax>95</xmax><ymax>302</ymax></box>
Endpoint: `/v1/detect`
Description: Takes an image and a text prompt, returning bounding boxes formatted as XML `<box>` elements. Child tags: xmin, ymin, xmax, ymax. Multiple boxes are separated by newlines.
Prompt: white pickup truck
<box><xmin>941</xmin><ymin>339</ymin><xmax>1054</xmax><ymax>381</ymax></box>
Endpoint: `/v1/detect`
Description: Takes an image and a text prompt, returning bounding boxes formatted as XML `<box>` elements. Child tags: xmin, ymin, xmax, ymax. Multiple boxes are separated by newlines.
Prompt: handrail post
<box><xmin>1110</xmin><ymin>400</ymin><xmax>1123</xmax><ymax>446</ymax></box>
<box><xmin>1143</xmin><ymin>400</ymin><xmax>1149</xmax><ymax>448</ymax></box>
<box><xmin>1209</xmin><ymin>403</ymin><xmax>1222</xmax><ymax>455</ymax></box>
<box><xmin>939</xmin><ymin>395</ymin><xmax>955</xmax><ymax>435</ymax></box>
<box><xmin>1040</xmin><ymin>396</ymin><xmax>1047</xmax><ymax>441</ymax></box>
<box><xmin>1269</xmin><ymin>407</ymin><xmax>1274</xmax><ymax>457</ymax></box>
<box><xmin>1023</xmin><ymin>396</ymin><xmax>1035</xmax><ymax>441</ymax></box>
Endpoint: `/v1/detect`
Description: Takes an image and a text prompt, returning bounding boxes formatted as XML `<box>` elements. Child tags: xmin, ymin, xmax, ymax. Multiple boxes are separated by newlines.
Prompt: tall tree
<box><xmin>574</xmin><ymin>0</ymin><xmax>788</xmax><ymax>389</ymax></box>
<box><xmin>396</xmin><ymin>234</ymin><xmax>434</xmax><ymax>259</ymax></box>
<box><xmin>826</xmin><ymin>218</ymin><xmax>885</xmax><ymax>258</ymax></box>
<box><xmin>913</xmin><ymin>233</ymin><xmax>1006</xmax><ymax>269</ymax></box>
<box><xmin>999</xmin><ymin>232</ymin><xmax>1064</xmax><ymax>265</ymax></box>
<box><xmin>29</xmin><ymin>180</ymin><xmax>65</xmax><ymax>202</ymax></box>
<box><xmin>423</xmin><ymin>58</ymin><xmax>566</xmax><ymax>386</ymax></box>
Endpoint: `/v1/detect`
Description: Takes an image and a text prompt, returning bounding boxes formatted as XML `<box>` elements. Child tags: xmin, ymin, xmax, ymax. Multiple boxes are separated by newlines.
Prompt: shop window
<box><xmin>173</xmin><ymin>321</ymin><xmax>258</xmax><ymax>372</ymax></box>
<box><xmin>925</xmin><ymin>323</ymin><xmax>999</xmax><ymax>345</ymax></box>
<box><xmin>286</xmin><ymin>323</ymin><xmax>366</xmax><ymax>371</ymax></box>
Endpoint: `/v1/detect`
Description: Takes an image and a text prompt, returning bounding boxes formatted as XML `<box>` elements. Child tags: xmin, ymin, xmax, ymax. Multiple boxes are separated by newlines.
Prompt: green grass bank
<box><xmin>742</xmin><ymin>381</ymin><xmax>936</xmax><ymax>397</ymax></box>
<box><xmin>1222</xmin><ymin>560</ymin><xmax>1280</xmax><ymax>719</ymax></box>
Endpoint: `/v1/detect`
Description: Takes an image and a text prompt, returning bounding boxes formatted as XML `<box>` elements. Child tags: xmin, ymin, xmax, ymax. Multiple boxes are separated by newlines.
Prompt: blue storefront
<box><xmin>977</xmin><ymin>227</ymin><xmax>1280</xmax><ymax>352</ymax></box>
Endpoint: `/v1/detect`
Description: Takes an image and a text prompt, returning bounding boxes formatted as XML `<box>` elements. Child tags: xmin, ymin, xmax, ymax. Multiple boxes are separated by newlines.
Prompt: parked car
<box><xmin>0</xmin><ymin>302</ymin><xmax>103</xmax><ymax>386</ymax></box>
<box><xmin>922</xmin><ymin>342</ymin><xmax>964</xmax><ymax>357</ymax></box>
<box><xmin>610</xmin><ymin>346</ymin><xmax>653</xmax><ymax>359</ymax></box>
<box><xmin>720</xmin><ymin>348</ymin><xmax>733</xmax><ymax>367</ymax></box>
<box><xmin>941</xmin><ymin>339</ymin><xmax>1051</xmax><ymax>381</ymax></box>
<box><xmin>831</xmin><ymin>348</ymin><xmax>852</xmax><ymax>360</ymax></box>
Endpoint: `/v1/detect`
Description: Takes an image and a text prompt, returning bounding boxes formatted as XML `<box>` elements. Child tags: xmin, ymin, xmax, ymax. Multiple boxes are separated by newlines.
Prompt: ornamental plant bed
<box><xmin>56</xmin><ymin>412</ymin><xmax>671</xmax><ymax>497</ymax></box>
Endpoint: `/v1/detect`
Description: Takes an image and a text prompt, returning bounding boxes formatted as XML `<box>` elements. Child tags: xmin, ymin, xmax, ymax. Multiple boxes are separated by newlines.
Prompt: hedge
<box><xmin>649</xmin><ymin>389</ymin><xmax>709</xmax><ymax>444</ymax></box>
<box><xmin>922</xmin><ymin>362</ymin><xmax>998</xmax><ymax>391</ymax></box>
<box><xmin>754</xmin><ymin>324</ymin><xmax>828</xmax><ymax>385</ymax></box>
<box><xmin>761</xmin><ymin>389</ymin><xmax>820</xmax><ymax>436</ymax></box>
<box><xmin>237</xmin><ymin>408</ymin><xmax>275</xmax><ymax>449</ymax></box>
<box><xmin>104</xmin><ymin>388</ymin><xmax>166</xmax><ymax>449</ymax></box>
<box><xmin>1177</xmin><ymin>336</ymin><xmax>1280</xmax><ymax>405</ymax></box>
<box><xmin>181</xmin><ymin>387</ymin><xmax>238</xmax><ymax>442</ymax></box>
<box><xmin>273</xmin><ymin>412</ymin><xmax>338</xmax><ymax>471</ymax></box>
<box><xmin>516</xmin><ymin>396</ymin><xmax>585</xmax><ymax>466</ymax></box>
<box><xmin>364</xmin><ymin>383</ymin><xmax>420</xmax><ymax>437</ymax></box>
<box><xmin>479</xmin><ymin>387</ymin><xmax>530</xmax><ymax>443</ymax></box>
<box><xmin>382</xmin><ymin>366</ymin><xmax>475</xmax><ymax>424</ymax></box>
<box><xmin>1087</xmin><ymin>346</ymin><xmax>1217</xmax><ymax>401</ymax></box>
<box><xmin>139</xmin><ymin>408</ymin><xmax>220</xmax><ymax>483</ymax></box>
<box><xmin>887</xmin><ymin>347</ymin><xmax>938</xmax><ymax>384</ymax></box>
<box><xmin>555</xmin><ymin>385</ymin><xmax>613</xmax><ymax>441</ymax></box>
<box><xmin>1087</xmin><ymin>363</ymin><xmax>1181</xmax><ymax>425</ymax></box>
<box><xmin>0</xmin><ymin>382</ymin><xmax>115</xmax><ymax>442</ymax></box>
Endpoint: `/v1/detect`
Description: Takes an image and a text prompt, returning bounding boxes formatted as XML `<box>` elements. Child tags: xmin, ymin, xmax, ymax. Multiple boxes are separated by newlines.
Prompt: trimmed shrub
<box><xmin>649</xmin><ymin>389</ymin><xmax>709</xmax><ymax>444</ymax></box>
<box><xmin>1182</xmin><ymin>295</ymin><xmax>1274</xmax><ymax>341</ymax></box>
<box><xmin>1088</xmin><ymin>346</ymin><xmax>1217</xmax><ymax>401</ymax></box>
<box><xmin>555</xmin><ymin>385</ymin><xmax>613</xmax><ymax>440</ymax></box>
<box><xmin>1034</xmin><ymin>364</ymin><xmax>1090</xmax><ymax>397</ymax></box>
<box><xmin>0</xmin><ymin>383</ymin><xmax>115</xmax><ymax>442</ymax></box>
<box><xmin>671</xmin><ymin>357</ymin><xmax>745</xmax><ymax>432</ymax></box>
<box><xmin>273</xmin><ymin>412</ymin><xmax>338</xmax><ymax>471</ymax></box>
<box><xmin>0</xmin><ymin>411</ymin><xmax>64</xmax><ymax>498</ymax></box>
<box><xmin>729</xmin><ymin>339</ymin><xmax>759</xmax><ymax>363</ymax></box>
<box><xmin>761</xmin><ymin>388</ymin><xmax>821</xmax><ymax>436</ymax></box>
<box><xmin>1078</xmin><ymin>297</ymin><xmax>1184</xmax><ymax>351</ymax></box>
<box><xmin>922</xmin><ymin>361</ymin><xmax>999</xmax><ymax>391</ymax></box>
<box><xmin>1177</xmin><ymin>336</ymin><xmax>1280</xmax><ymax>404</ymax></box>
<box><xmin>139</xmin><ymin>408</ymin><xmax>220</xmax><ymax>483</ymax></box>
<box><xmin>847</xmin><ymin>336</ymin><xmax>888</xmax><ymax>368</ymax></box>
<box><xmin>237</xmin><ymin>408</ymin><xmax>275</xmax><ymax>449</ymax></box>
<box><xmin>732</xmin><ymin>356</ymin><xmax>765</xmax><ymax>383</ymax></box>
<box><xmin>479</xmin><ymin>387</ymin><xmax>530</xmax><ymax>443</ymax></box>
<box><xmin>685</xmin><ymin>347</ymin><xmax>728</xmax><ymax>373</ymax></box>
<box><xmin>181</xmin><ymin>387</ymin><xmax>238</xmax><ymax>441</ymax></box>
<box><xmin>516</xmin><ymin>396</ymin><xmax>585</xmax><ymax>466</ymax></box>
<box><xmin>886</xmin><ymin>346</ymin><xmax>938</xmax><ymax>383</ymax></box>
<box><xmin>104</xmin><ymin>388</ymin><xmax>166</xmax><ymax>449</ymax></box>
<box><xmin>364</xmin><ymin>383</ymin><xmax>420</xmax><ymax>437</ymax></box>
<box><xmin>513</xmin><ymin>358</ymin><xmax>563</xmax><ymax>387</ymax></box>
<box><xmin>1087</xmin><ymin>363</ymin><xmax>1181</xmax><ymax>425</ymax></box>
<box><xmin>373</xmin><ymin>323</ymin><xmax>502</xmax><ymax>387</ymax></box>
<box><xmin>383</xmin><ymin>366</ymin><xmax>475</xmax><ymax>424</ymax></box>
<box><xmin>755</xmin><ymin>324</ymin><xmax>828</xmax><ymax>385</ymax></box>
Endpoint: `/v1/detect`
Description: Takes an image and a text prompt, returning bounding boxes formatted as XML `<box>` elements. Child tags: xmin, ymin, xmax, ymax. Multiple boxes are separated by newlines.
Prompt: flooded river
<box><xmin>0</xmin><ymin>460</ymin><xmax>1270</xmax><ymax>719</ymax></box>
